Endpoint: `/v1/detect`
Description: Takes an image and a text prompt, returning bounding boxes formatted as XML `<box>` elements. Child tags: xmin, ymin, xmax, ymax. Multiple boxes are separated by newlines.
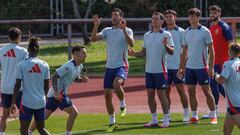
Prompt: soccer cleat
<box><xmin>201</xmin><ymin>112</ymin><xmax>211</xmax><ymax>119</ymax></box>
<box><xmin>189</xmin><ymin>117</ymin><xmax>199</xmax><ymax>124</ymax></box>
<box><xmin>120</xmin><ymin>107</ymin><xmax>126</xmax><ymax>118</ymax></box>
<box><xmin>210</xmin><ymin>118</ymin><xmax>218</xmax><ymax>125</ymax></box>
<box><xmin>160</xmin><ymin>117</ymin><xmax>171</xmax><ymax>123</ymax></box>
<box><xmin>106</xmin><ymin>123</ymin><xmax>118</xmax><ymax>132</ymax></box>
<box><xmin>183</xmin><ymin>115</ymin><xmax>189</xmax><ymax>123</ymax></box>
<box><xmin>144</xmin><ymin>122</ymin><xmax>159</xmax><ymax>127</ymax></box>
<box><xmin>160</xmin><ymin>123</ymin><xmax>170</xmax><ymax>128</ymax></box>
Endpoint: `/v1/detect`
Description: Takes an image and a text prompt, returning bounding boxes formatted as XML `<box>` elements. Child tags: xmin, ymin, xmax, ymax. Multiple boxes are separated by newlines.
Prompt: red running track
<box><xmin>0</xmin><ymin>77</ymin><xmax>226</xmax><ymax>115</ymax></box>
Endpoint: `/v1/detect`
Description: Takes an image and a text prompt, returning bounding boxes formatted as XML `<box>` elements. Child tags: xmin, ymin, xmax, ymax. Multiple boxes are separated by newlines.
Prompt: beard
<box><xmin>210</xmin><ymin>16</ymin><xmax>218</xmax><ymax>22</ymax></box>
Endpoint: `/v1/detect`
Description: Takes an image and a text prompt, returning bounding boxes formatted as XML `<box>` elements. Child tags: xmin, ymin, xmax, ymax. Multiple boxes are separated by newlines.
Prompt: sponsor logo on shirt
<box><xmin>3</xmin><ymin>49</ymin><xmax>16</xmax><ymax>57</ymax></box>
<box><xmin>29</xmin><ymin>64</ymin><xmax>41</xmax><ymax>73</ymax></box>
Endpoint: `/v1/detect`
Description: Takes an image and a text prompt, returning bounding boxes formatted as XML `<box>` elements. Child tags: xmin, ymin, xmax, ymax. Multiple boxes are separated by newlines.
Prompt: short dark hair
<box><xmin>188</xmin><ymin>8</ymin><xmax>201</xmax><ymax>17</ymax></box>
<box><xmin>164</xmin><ymin>10</ymin><xmax>177</xmax><ymax>16</ymax></box>
<box><xmin>72</xmin><ymin>46</ymin><xmax>85</xmax><ymax>54</ymax></box>
<box><xmin>153</xmin><ymin>12</ymin><xmax>165</xmax><ymax>20</ymax></box>
<box><xmin>112</xmin><ymin>8</ymin><xmax>124</xmax><ymax>17</ymax></box>
<box><xmin>27</xmin><ymin>36</ymin><xmax>41</xmax><ymax>53</ymax></box>
<box><xmin>209</xmin><ymin>5</ymin><xmax>221</xmax><ymax>12</ymax></box>
<box><xmin>230</xmin><ymin>43</ymin><xmax>240</xmax><ymax>55</ymax></box>
<box><xmin>8</xmin><ymin>27</ymin><xmax>22</xmax><ymax>41</ymax></box>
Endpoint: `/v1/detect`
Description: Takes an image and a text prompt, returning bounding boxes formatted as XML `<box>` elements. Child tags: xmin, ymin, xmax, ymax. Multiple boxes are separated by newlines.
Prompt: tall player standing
<box><xmin>10</xmin><ymin>36</ymin><xmax>50</xmax><ymax>135</ymax></box>
<box><xmin>91</xmin><ymin>8</ymin><xmax>134</xmax><ymax>132</ymax></box>
<box><xmin>129</xmin><ymin>12</ymin><xmax>174</xmax><ymax>128</ymax></box>
<box><xmin>202</xmin><ymin>5</ymin><xmax>233</xmax><ymax>119</ymax></box>
<box><xmin>177</xmin><ymin>8</ymin><xmax>217</xmax><ymax>124</ymax></box>
<box><xmin>0</xmin><ymin>27</ymin><xmax>28</xmax><ymax>135</ymax></box>
<box><xmin>164</xmin><ymin>9</ymin><xmax>189</xmax><ymax>122</ymax></box>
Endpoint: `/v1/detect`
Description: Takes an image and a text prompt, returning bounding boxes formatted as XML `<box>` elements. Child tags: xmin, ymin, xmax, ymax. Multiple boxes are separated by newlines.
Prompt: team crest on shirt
<box><xmin>215</xmin><ymin>28</ymin><xmax>219</xmax><ymax>35</ymax></box>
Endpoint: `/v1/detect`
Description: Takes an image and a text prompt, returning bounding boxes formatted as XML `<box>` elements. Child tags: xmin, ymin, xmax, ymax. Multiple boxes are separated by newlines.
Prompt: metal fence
<box><xmin>0</xmin><ymin>0</ymin><xmax>240</xmax><ymax>37</ymax></box>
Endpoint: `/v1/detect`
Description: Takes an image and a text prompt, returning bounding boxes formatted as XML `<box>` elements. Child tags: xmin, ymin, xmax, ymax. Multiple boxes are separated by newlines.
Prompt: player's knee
<box><xmin>113</xmin><ymin>82</ymin><xmax>121</xmax><ymax>90</ymax></box>
<box><xmin>70</xmin><ymin>110</ymin><xmax>78</xmax><ymax>118</ymax></box>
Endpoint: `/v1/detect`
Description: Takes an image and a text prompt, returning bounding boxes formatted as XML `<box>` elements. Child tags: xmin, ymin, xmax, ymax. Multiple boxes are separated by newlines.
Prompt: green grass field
<box><xmin>38</xmin><ymin>40</ymin><xmax>144</xmax><ymax>75</ymax></box>
<box><xmin>6</xmin><ymin>114</ymin><xmax>240</xmax><ymax>135</ymax></box>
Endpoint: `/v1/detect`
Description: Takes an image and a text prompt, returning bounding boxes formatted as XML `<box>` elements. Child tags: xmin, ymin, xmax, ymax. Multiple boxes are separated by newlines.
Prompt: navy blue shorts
<box><xmin>19</xmin><ymin>105</ymin><xmax>45</xmax><ymax>121</ymax></box>
<box><xmin>185</xmin><ymin>68</ymin><xmax>210</xmax><ymax>85</ymax></box>
<box><xmin>227</xmin><ymin>107</ymin><xmax>240</xmax><ymax>116</ymax></box>
<box><xmin>1</xmin><ymin>91</ymin><xmax>22</xmax><ymax>109</ymax></box>
<box><xmin>104</xmin><ymin>66</ymin><xmax>128</xmax><ymax>89</ymax></box>
<box><xmin>46</xmin><ymin>95</ymin><xmax>72</xmax><ymax>111</ymax></box>
<box><xmin>167</xmin><ymin>69</ymin><xmax>184</xmax><ymax>85</ymax></box>
<box><xmin>145</xmin><ymin>72</ymin><xmax>167</xmax><ymax>89</ymax></box>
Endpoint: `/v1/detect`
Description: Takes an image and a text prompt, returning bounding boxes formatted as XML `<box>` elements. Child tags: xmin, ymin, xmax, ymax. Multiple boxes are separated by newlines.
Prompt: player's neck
<box><xmin>191</xmin><ymin>23</ymin><xmax>200</xmax><ymax>29</ymax></box>
<box><xmin>113</xmin><ymin>24</ymin><xmax>120</xmax><ymax>29</ymax></box>
<box><xmin>29</xmin><ymin>53</ymin><xmax>37</xmax><ymax>58</ymax></box>
<box><xmin>10</xmin><ymin>41</ymin><xmax>19</xmax><ymax>44</ymax></box>
<box><xmin>167</xmin><ymin>23</ymin><xmax>176</xmax><ymax>30</ymax></box>
<box><xmin>152</xmin><ymin>26</ymin><xmax>162</xmax><ymax>32</ymax></box>
<box><xmin>213</xmin><ymin>19</ymin><xmax>220</xmax><ymax>25</ymax></box>
<box><xmin>75</xmin><ymin>61</ymin><xmax>82</xmax><ymax>66</ymax></box>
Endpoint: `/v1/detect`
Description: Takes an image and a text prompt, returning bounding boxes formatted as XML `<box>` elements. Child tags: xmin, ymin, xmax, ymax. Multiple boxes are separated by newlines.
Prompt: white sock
<box><xmin>0</xmin><ymin>132</ymin><xmax>5</xmax><ymax>135</ymax></box>
<box><xmin>120</xmin><ymin>100</ymin><xmax>126</xmax><ymax>108</ymax></box>
<box><xmin>28</xmin><ymin>130</ymin><xmax>33</xmax><ymax>135</ymax></box>
<box><xmin>183</xmin><ymin>108</ymin><xmax>189</xmax><ymax>116</ymax></box>
<box><xmin>163</xmin><ymin>114</ymin><xmax>170</xmax><ymax>124</ymax></box>
<box><xmin>109</xmin><ymin>114</ymin><xmax>116</xmax><ymax>125</ymax></box>
<box><xmin>192</xmin><ymin>111</ymin><xmax>198</xmax><ymax>119</ymax></box>
<box><xmin>168</xmin><ymin>110</ymin><xmax>171</xmax><ymax>117</ymax></box>
<box><xmin>66</xmin><ymin>131</ymin><xmax>71</xmax><ymax>135</ymax></box>
<box><xmin>210</xmin><ymin>110</ymin><xmax>217</xmax><ymax>118</ymax></box>
<box><xmin>151</xmin><ymin>113</ymin><xmax>158</xmax><ymax>123</ymax></box>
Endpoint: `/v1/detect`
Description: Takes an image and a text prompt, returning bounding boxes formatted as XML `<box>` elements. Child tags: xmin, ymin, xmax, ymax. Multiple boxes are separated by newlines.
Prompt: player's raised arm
<box><xmin>91</xmin><ymin>14</ymin><xmax>103</xmax><ymax>42</ymax></box>
<box><xmin>120</xmin><ymin>19</ymin><xmax>135</xmax><ymax>47</ymax></box>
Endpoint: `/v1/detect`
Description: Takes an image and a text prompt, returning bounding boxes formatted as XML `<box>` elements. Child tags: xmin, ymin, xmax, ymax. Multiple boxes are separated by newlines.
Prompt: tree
<box><xmin>71</xmin><ymin>0</ymin><xmax>96</xmax><ymax>45</ymax></box>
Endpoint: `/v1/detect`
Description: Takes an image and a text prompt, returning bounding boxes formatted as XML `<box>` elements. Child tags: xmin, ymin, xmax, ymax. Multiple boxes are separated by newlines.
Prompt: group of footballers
<box><xmin>0</xmin><ymin>4</ymin><xmax>239</xmax><ymax>135</ymax></box>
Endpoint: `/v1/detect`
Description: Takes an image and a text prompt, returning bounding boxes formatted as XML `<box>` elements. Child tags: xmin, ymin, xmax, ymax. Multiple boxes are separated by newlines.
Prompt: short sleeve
<box><xmin>167</xmin><ymin>33</ymin><xmax>174</xmax><ymax>47</ymax></box>
<box><xmin>126</xmin><ymin>28</ymin><xmax>134</xmax><ymax>40</ymax></box>
<box><xmin>182</xmin><ymin>31</ymin><xmax>188</xmax><ymax>46</ymax></box>
<box><xmin>100</xmin><ymin>28</ymin><xmax>107</xmax><ymax>39</ymax></box>
<box><xmin>56</xmin><ymin>65</ymin><xmax>69</xmax><ymax>77</ymax></box>
<box><xmin>221</xmin><ymin>23</ymin><xmax>233</xmax><ymax>41</ymax></box>
<box><xmin>44</xmin><ymin>64</ymin><xmax>50</xmax><ymax>80</ymax></box>
<box><xmin>142</xmin><ymin>33</ymin><xmax>147</xmax><ymax>48</ymax></box>
<box><xmin>16</xmin><ymin>62</ymin><xmax>23</xmax><ymax>79</ymax></box>
<box><xmin>203</xmin><ymin>29</ymin><xmax>213</xmax><ymax>45</ymax></box>
<box><xmin>220</xmin><ymin>62</ymin><xmax>230</xmax><ymax>79</ymax></box>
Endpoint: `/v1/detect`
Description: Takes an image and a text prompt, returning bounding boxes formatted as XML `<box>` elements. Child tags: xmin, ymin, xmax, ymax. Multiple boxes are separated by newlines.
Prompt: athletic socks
<box><xmin>120</xmin><ymin>100</ymin><xmax>126</xmax><ymax>108</ymax></box>
<box><xmin>66</xmin><ymin>131</ymin><xmax>72</xmax><ymax>135</ymax></box>
<box><xmin>192</xmin><ymin>111</ymin><xmax>198</xmax><ymax>119</ymax></box>
<box><xmin>151</xmin><ymin>113</ymin><xmax>158</xmax><ymax>123</ymax></box>
<box><xmin>210</xmin><ymin>110</ymin><xmax>217</xmax><ymax>118</ymax></box>
<box><xmin>109</xmin><ymin>114</ymin><xmax>116</xmax><ymax>125</ymax></box>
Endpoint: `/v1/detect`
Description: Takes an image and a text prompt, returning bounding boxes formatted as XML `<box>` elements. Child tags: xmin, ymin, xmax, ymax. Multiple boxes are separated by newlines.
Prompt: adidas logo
<box><xmin>29</xmin><ymin>64</ymin><xmax>41</xmax><ymax>73</ymax></box>
<box><xmin>162</xmin><ymin>84</ymin><xmax>166</xmax><ymax>88</ymax></box>
<box><xmin>3</xmin><ymin>49</ymin><xmax>16</xmax><ymax>57</ymax></box>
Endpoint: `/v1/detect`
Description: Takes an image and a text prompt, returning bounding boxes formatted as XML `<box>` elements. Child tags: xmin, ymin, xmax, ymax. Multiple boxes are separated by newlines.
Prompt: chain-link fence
<box><xmin>0</xmin><ymin>0</ymin><xmax>239</xmax><ymax>37</ymax></box>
